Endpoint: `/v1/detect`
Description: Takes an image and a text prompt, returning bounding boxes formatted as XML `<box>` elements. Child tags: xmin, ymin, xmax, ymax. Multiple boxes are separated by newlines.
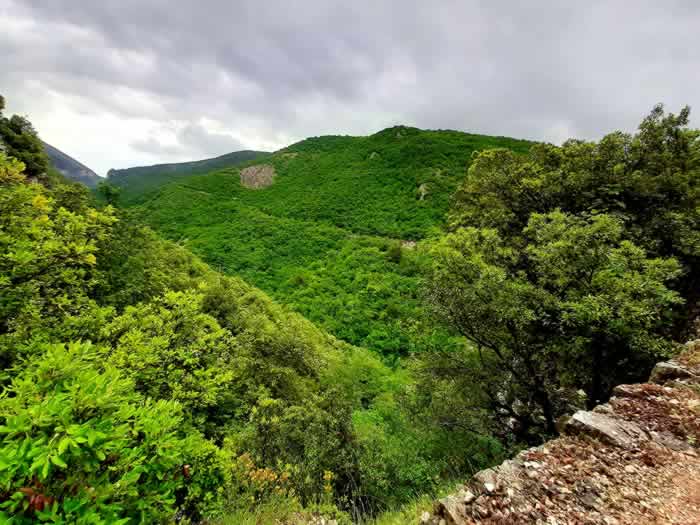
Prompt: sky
<box><xmin>2</xmin><ymin>1</ymin><xmax>699</xmax><ymax>176</ymax></box>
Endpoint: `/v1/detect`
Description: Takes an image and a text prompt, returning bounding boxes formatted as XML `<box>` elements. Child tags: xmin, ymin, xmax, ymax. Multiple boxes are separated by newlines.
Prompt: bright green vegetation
<box><xmin>107</xmin><ymin>149</ymin><xmax>268</xmax><ymax>204</ymax></box>
<box><xmin>1</xmin><ymin>94</ymin><xmax>698</xmax><ymax>524</ymax></box>
<box><xmin>424</xmin><ymin>104</ymin><xmax>699</xmax><ymax>444</ymax></box>
<box><xmin>126</xmin><ymin>127</ymin><xmax>533</xmax><ymax>358</ymax></box>
<box><xmin>0</xmin><ymin>145</ymin><xmax>500</xmax><ymax>523</ymax></box>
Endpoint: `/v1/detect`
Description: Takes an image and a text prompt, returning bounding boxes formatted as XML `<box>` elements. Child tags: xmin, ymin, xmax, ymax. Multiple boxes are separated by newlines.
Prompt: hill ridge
<box><xmin>106</xmin><ymin>148</ymin><xmax>268</xmax><ymax>203</ymax></box>
<box><xmin>42</xmin><ymin>140</ymin><xmax>102</xmax><ymax>187</ymax></box>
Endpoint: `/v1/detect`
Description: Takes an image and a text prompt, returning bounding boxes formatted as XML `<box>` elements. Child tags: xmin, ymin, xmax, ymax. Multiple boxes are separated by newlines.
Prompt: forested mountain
<box><xmin>107</xmin><ymin>149</ymin><xmax>268</xmax><ymax>203</ymax></box>
<box><xmin>1</xmin><ymin>95</ymin><xmax>698</xmax><ymax>524</ymax></box>
<box><xmin>42</xmin><ymin>141</ymin><xmax>102</xmax><ymax>188</ymax></box>
<box><xmin>122</xmin><ymin>127</ymin><xmax>533</xmax><ymax>360</ymax></box>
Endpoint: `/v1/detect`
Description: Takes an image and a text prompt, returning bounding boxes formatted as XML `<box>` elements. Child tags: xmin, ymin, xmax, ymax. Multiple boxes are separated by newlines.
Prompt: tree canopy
<box><xmin>425</xmin><ymin>105</ymin><xmax>697</xmax><ymax>443</ymax></box>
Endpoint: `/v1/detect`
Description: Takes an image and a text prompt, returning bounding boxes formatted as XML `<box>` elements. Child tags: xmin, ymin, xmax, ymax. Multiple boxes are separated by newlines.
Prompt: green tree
<box><xmin>102</xmin><ymin>290</ymin><xmax>237</xmax><ymax>439</ymax></box>
<box><xmin>0</xmin><ymin>95</ymin><xmax>49</xmax><ymax>179</ymax></box>
<box><xmin>427</xmin><ymin>211</ymin><xmax>681</xmax><ymax>441</ymax></box>
<box><xmin>450</xmin><ymin>105</ymin><xmax>700</xmax><ymax>335</ymax></box>
<box><xmin>97</xmin><ymin>181</ymin><xmax>121</xmax><ymax>206</ymax></box>
<box><xmin>0</xmin><ymin>156</ymin><xmax>115</xmax><ymax>370</ymax></box>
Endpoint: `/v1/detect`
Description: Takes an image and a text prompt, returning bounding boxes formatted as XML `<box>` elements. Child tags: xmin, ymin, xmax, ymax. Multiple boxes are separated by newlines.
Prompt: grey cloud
<box><xmin>2</xmin><ymin>0</ymin><xmax>700</xmax><ymax>173</ymax></box>
<box><xmin>131</xmin><ymin>122</ymin><xmax>244</xmax><ymax>158</ymax></box>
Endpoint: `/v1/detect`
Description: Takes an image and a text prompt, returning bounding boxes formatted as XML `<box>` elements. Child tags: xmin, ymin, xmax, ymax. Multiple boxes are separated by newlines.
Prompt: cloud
<box><xmin>131</xmin><ymin>121</ymin><xmax>244</xmax><ymax>158</ymax></box>
<box><xmin>1</xmin><ymin>0</ymin><xmax>699</xmax><ymax>175</ymax></box>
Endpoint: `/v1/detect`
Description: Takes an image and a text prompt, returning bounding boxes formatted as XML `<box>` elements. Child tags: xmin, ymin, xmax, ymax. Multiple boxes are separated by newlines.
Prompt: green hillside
<box><xmin>107</xmin><ymin>149</ymin><xmax>268</xmax><ymax>203</ymax></box>
<box><xmin>3</xmin><ymin>91</ymin><xmax>698</xmax><ymax>525</ymax></box>
<box><xmin>0</xmin><ymin>149</ymin><xmax>503</xmax><ymax>523</ymax></box>
<box><xmin>127</xmin><ymin>126</ymin><xmax>533</xmax><ymax>357</ymax></box>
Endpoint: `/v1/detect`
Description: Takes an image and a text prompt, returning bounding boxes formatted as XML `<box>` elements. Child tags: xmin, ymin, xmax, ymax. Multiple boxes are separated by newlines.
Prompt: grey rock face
<box><xmin>649</xmin><ymin>360</ymin><xmax>697</xmax><ymax>384</ymax></box>
<box><xmin>564</xmin><ymin>410</ymin><xmax>648</xmax><ymax>449</ymax></box>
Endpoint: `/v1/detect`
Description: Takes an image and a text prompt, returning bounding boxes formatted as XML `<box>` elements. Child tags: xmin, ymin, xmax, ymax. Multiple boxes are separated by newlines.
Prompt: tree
<box><xmin>0</xmin><ymin>95</ymin><xmax>49</xmax><ymax>179</ymax></box>
<box><xmin>0</xmin><ymin>156</ymin><xmax>116</xmax><ymax>370</ymax></box>
<box><xmin>427</xmin><ymin>211</ymin><xmax>681</xmax><ymax>442</ymax></box>
<box><xmin>102</xmin><ymin>290</ymin><xmax>237</xmax><ymax>439</ymax></box>
<box><xmin>450</xmin><ymin>105</ymin><xmax>700</xmax><ymax>336</ymax></box>
<box><xmin>97</xmin><ymin>180</ymin><xmax>121</xmax><ymax>205</ymax></box>
<box><xmin>0</xmin><ymin>343</ymin><xmax>196</xmax><ymax>523</ymax></box>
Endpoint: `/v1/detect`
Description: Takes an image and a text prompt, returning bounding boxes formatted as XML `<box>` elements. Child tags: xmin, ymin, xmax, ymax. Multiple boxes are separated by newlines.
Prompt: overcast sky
<box><xmin>2</xmin><ymin>1</ymin><xmax>699</xmax><ymax>176</ymax></box>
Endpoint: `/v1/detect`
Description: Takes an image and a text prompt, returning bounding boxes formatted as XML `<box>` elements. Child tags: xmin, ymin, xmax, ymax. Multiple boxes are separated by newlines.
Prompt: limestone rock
<box><xmin>649</xmin><ymin>360</ymin><xmax>697</xmax><ymax>384</ymax></box>
<box><xmin>564</xmin><ymin>410</ymin><xmax>648</xmax><ymax>449</ymax></box>
<box><xmin>422</xmin><ymin>342</ymin><xmax>700</xmax><ymax>524</ymax></box>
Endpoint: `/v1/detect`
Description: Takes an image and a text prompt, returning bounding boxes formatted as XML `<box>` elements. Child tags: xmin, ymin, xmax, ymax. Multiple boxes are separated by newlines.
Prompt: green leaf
<box><xmin>58</xmin><ymin>437</ymin><xmax>72</xmax><ymax>454</ymax></box>
<box><xmin>50</xmin><ymin>455</ymin><xmax>67</xmax><ymax>468</ymax></box>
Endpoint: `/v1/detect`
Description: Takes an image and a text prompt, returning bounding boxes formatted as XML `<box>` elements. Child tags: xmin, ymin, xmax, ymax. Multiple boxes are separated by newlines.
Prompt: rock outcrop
<box><xmin>240</xmin><ymin>164</ymin><xmax>276</xmax><ymax>189</ymax></box>
<box><xmin>424</xmin><ymin>341</ymin><xmax>700</xmax><ymax>524</ymax></box>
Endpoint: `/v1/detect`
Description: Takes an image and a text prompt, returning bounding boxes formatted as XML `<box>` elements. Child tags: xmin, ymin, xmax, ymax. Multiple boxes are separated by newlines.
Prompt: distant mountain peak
<box><xmin>42</xmin><ymin>141</ymin><xmax>102</xmax><ymax>187</ymax></box>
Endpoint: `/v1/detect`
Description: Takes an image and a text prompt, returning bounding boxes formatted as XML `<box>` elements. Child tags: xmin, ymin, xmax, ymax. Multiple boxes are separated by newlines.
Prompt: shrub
<box><xmin>0</xmin><ymin>343</ymin><xmax>191</xmax><ymax>523</ymax></box>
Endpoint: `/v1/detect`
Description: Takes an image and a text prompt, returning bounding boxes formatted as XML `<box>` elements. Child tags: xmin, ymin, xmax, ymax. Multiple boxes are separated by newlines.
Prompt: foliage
<box><xmin>428</xmin><ymin>213</ymin><xmax>681</xmax><ymax>440</ymax></box>
<box><xmin>122</xmin><ymin>127</ymin><xmax>531</xmax><ymax>359</ymax></box>
<box><xmin>102</xmin><ymin>291</ymin><xmax>237</xmax><ymax>439</ymax></box>
<box><xmin>107</xmin><ymin>150</ymin><xmax>267</xmax><ymax>204</ymax></box>
<box><xmin>0</xmin><ymin>160</ymin><xmax>116</xmax><ymax>370</ymax></box>
<box><xmin>96</xmin><ymin>181</ymin><xmax>121</xmax><ymax>205</ymax></box>
<box><xmin>450</xmin><ymin>104</ymin><xmax>700</xmax><ymax>335</ymax></box>
<box><xmin>0</xmin><ymin>96</ymin><xmax>49</xmax><ymax>179</ymax></box>
<box><xmin>427</xmin><ymin>105</ymin><xmax>697</xmax><ymax>442</ymax></box>
<box><xmin>3</xmin><ymin>94</ymin><xmax>696</xmax><ymax>524</ymax></box>
<box><xmin>1</xmin><ymin>148</ymin><xmax>462</xmax><ymax>519</ymax></box>
<box><xmin>0</xmin><ymin>342</ymin><xmax>197</xmax><ymax>523</ymax></box>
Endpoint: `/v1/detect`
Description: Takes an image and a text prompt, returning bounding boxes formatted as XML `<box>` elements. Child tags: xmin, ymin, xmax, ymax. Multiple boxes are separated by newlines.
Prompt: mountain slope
<box><xmin>125</xmin><ymin>126</ymin><xmax>534</xmax><ymax>357</ymax></box>
<box><xmin>42</xmin><ymin>141</ymin><xmax>102</xmax><ymax>187</ymax></box>
<box><xmin>107</xmin><ymin>149</ymin><xmax>268</xmax><ymax>202</ymax></box>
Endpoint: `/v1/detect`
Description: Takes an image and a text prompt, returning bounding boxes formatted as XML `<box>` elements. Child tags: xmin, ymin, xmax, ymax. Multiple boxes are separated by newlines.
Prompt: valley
<box><xmin>121</xmin><ymin>126</ymin><xmax>532</xmax><ymax>358</ymax></box>
<box><xmin>1</xmin><ymin>94</ymin><xmax>698</xmax><ymax>524</ymax></box>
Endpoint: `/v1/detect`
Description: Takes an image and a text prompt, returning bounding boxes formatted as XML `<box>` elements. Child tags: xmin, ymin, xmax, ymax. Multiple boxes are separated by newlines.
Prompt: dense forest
<box><xmin>0</xmin><ymin>93</ymin><xmax>698</xmax><ymax>524</ymax></box>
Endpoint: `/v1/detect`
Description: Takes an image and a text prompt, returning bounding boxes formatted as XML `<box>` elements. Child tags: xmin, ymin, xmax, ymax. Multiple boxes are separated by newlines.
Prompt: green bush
<box><xmin>0</xmin><ymin>343</ymin><xmax>190</xmax><ymax>523</ymax></box>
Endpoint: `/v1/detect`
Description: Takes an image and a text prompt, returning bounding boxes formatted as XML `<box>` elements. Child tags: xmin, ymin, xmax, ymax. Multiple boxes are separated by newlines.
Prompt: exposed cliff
<box><xmin>424</xmin><ymin>340</ymin><xmax>700</xmax><ymax>525</ymax></box>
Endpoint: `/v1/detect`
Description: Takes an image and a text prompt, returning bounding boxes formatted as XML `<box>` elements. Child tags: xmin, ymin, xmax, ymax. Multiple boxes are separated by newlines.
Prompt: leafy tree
<box><xmin>450</xmin><ymin>104</ymin><xmax>700</xmax><ymax>335</ymax></box>
<box><xmin>428</xmin><ymin>211</ymin><xmax>681</xmax><ymax>441</ymax></box>
<box><xmin>0</xmin><ymin>157</ymin><xmax>115</xmax><ymax>370</ymax></box>
<box><xmin>0</xmin><ymin>95</ymin><xmax>49</xmax><ymax>179</ymax></box>
<box><xmin>97</xmin><ymin>181</ymin><xmax>121</xmax><ymax>206</ymax></box>
<box><xmin>102</xmin><ymin>290</ymin><xmax>237</xmax><ymax>439</ymax></box>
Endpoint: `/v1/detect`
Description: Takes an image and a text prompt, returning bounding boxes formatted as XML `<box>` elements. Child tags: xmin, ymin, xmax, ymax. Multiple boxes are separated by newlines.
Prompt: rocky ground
<box><xmin>424</xmin><ymin>340</ymin><xmax>700</xmax><ymax>525</ymax></box>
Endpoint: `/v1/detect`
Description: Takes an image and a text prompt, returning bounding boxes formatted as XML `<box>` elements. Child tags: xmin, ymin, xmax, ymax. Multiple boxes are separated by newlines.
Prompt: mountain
<box><xmin>42</xmin><ymin>141</ymin><xmax>102</xmax><ymax>187</ymax></box>
<box><xmin>107</xmin><ymin>149</ymin><xmax>268</xmax><ymax>202</ymax></box>
<box><xmin>120</xmin><ymin>125</ymin><xmax>534</xmax><ymax>358</ymax></box>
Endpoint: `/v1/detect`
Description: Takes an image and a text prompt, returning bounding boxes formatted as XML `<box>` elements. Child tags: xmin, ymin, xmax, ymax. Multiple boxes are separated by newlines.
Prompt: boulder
<box><xmin>564</xmin><ymin>410</ymin><xmax>648</xmax><ymax>449</ymax></box>
<box><xmin>649</xmin><ymin>360</ymin><xmax>698</xmax><ymax>384</ymax></box>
